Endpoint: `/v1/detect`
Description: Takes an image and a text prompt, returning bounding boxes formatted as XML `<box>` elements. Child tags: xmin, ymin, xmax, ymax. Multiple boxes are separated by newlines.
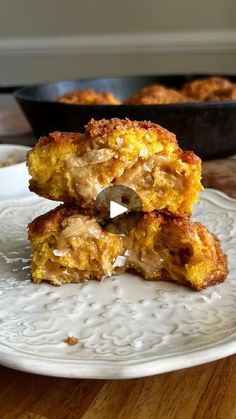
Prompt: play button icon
<box><xmin>110</xmin><ymin>200</ymin><xmax>128</xmax><ymax>218</ymax></box>
<box><xmin>95</xmin><ymin>185</ymin><xmax>143</xmax><ymax>234</ymax></box>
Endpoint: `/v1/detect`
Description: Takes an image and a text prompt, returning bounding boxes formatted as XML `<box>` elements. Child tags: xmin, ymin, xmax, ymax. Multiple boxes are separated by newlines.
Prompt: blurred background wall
<box><xmin>0</xmin><ymin>0</ymin><xmax>236</xmax><ymax>83</ymax></box>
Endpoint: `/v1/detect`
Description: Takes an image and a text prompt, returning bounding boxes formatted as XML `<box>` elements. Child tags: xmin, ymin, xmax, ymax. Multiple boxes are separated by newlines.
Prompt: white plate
<box><xmin>0</xmin><ymin>189</ymin><xmax>235</xmax><ymax>379</ymax></box>
<box><xmin>0</xmin><ymin>144</ymin><xmax>32</xmax><ymax>199</ymax></box>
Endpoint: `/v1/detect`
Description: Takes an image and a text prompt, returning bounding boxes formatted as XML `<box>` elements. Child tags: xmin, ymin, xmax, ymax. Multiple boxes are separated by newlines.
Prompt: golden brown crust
<box><xmin>162</xmin><ymin>218</ymin><xmax>228</xmax><ymax>289</ymax></box>
<box><xmin>57</xmin><ymin>88</ymin><xmax>120</xmax><ymax>105</ymax></box>
<box><xmin>28</xmin><ymin>205</ymin><xmax>68</xmax><ymax>238</ymax></box>
<box><xmin>205</xmin><ymin>85</ymin><xmax>236</xmax><ymax>102</ymax></box>
<box><xmin>181</xmin><ymin>150</ymin><xmax>201</xmax><ymax>165</ymax></box>
<box><xmin>28</xmin><ymin>204</ymin><xmax>92</xmax><ymax>238</ymax></box>
<box><xmin>33</xmin><ymin>131</ymin><xmax>83</xmax><ymax>148</ymax></box>
<box><xmin>125</xmin><ymin>84</ymin><xmax>194</xmax><ymax>105</ymax></box>
<box><xmin>85</xmin><ymin>117</ymin><xmax>177</xmax><ymax>144</ymax></box>
<box><xmin>182</xmin><ymin>76</ymin><xmax>232</xmax><ymax>101</ymax></box>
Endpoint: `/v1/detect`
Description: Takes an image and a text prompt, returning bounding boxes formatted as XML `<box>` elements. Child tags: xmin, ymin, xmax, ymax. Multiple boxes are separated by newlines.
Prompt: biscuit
<box><xmin>27</xmin><ymin>118</ymin><xmax>203</xmax><ymax>217</ymax></box>
<box><xmin>28</xmin><ymin>205</ymin><xmax>227</xmax><ymax>290</ymax></box>
<box><xmin>57</xmin><ymin>88</ymin><xmax>120</xmax><ymax>105</ymax></box>
<box><xmin>126</xmin><ymin>84</ymin><xmax>193</xmax><ymax>104</ymax></box>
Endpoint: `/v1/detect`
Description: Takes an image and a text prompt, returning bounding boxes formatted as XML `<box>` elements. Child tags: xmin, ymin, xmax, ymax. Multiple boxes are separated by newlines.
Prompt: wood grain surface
<box><xmin>0</xmin><ymin>108</ymin><xmax>31</xmax><ymax>136</ymax></box>
<box><xmin>202</xmin><ymin>157</ymin><xmax>236</xmax><ymax>198</ymax></box>
<box><xmin>0</xmin><ymin>151</ymin><xmax>235</xmax><ymax>419</ymax></box>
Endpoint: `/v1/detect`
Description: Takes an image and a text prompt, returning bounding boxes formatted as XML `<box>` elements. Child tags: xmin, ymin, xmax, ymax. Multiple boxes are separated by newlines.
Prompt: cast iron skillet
<box><xmin>12</xmin><ymin>74</ymin><xmax>236</xmax><ymax>159</ymax></box>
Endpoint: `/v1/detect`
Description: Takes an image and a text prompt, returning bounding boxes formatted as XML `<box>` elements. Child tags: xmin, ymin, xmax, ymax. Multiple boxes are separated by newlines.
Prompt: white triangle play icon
<box><xmin>109</xmin><ymin>200</ymin><xmax>128</xmax><ymax>219</ymax></box>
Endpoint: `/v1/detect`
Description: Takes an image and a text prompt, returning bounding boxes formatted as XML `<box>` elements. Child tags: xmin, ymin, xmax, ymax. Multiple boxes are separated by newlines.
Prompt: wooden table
<box><xmin>0</xmin><ymin>136</ymin><xmax>235</xmax><ymax>418</ymax></box>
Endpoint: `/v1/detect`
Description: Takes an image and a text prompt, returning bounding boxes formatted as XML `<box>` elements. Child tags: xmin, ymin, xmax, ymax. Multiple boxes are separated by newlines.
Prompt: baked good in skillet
<box><xmin>57</xmin><ymin>88</ymin><xmax>120</xmax><ymax>105</ymax></box>
<box><xmin>126</xmin><ymin>84</ymin><xmax>193</xmax><ymax>104</ymax></box>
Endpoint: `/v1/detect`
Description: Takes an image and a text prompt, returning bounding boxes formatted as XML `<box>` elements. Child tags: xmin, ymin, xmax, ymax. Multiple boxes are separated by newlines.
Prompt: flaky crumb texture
<box><xmin>28</xmin><ymin>206</ymin><xmax>227</xmax><ymax>291</ymax></box>
<box><xmin>27</xmin><ymin>118</ymin><xmax>202</xmax><ymax>217</ymax></box>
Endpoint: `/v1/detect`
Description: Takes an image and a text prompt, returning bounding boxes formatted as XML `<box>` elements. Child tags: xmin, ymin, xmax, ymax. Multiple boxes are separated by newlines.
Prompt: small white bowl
<box><xmin>0</xmin><ymin>144</ymin><xmax>32</xmax><ymax>199</ymax></box>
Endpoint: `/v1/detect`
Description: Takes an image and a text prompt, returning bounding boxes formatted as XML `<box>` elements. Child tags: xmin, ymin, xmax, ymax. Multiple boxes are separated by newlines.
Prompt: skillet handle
<box><xmin>0</xmin><ymin>85</ymin><xmax>23</xmax><ymax>94</ymax></box>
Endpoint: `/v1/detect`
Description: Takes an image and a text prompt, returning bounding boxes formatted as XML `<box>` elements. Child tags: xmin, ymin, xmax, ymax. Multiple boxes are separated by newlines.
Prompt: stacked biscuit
<box><xmin>27</xmin><ymin>118</ymin><xmax>227</xmax><ymax>290</ymax></box>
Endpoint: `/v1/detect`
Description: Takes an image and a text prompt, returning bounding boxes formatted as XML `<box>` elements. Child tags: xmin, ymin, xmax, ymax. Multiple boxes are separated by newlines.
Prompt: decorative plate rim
<box><xmin>0</xmin><ymin>188</ymin><xmax>235</xmax><ymax>379</ymax></box>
